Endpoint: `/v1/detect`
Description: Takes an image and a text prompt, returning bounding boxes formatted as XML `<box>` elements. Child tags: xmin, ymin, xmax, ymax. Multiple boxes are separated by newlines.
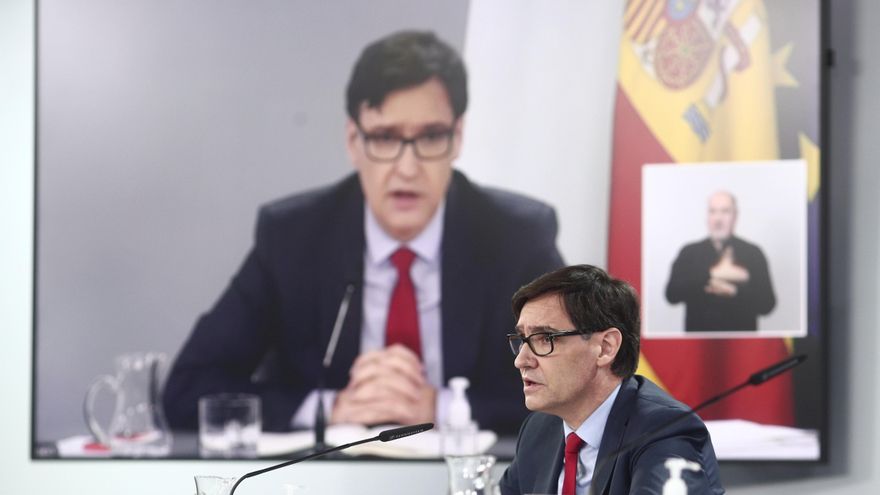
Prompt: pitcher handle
<box><xmin>83</xmin><ymin>374</ymin><xmax>120</xmax><ymax>446</ymax></box>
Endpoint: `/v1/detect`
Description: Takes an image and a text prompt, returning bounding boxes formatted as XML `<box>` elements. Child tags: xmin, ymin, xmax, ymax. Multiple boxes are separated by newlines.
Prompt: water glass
<box><xmin>199</xmin><ymin>393</ymin><xmax>261</xmax><ymax>458</ymax></box>
<box><xmin>446</xmin><ymin>454</ymin><xmax>497</xmax><ymax>495</ymax></box>
<box><xmin>194</xmin><ymin>475</ymin><xmax>237</xmax><ymax>495</ymax></box>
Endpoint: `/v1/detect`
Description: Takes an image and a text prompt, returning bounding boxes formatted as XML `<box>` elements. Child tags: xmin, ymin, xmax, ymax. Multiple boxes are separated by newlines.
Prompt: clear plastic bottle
<box><xmin>440</xmin><ymin>377</ymin><xmax>478</xmax><ymax>456</ymax></box>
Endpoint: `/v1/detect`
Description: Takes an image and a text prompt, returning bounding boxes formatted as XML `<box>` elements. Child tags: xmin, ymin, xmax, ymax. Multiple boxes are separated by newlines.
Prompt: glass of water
<box><xmin>198</xmin><ymin>393</ymin><xmax>261</xmax><ymax>458</ymax></box>
<box><xmin>446</xmin><ymin>454</ymin><xmax>497</xmax><ymax>495</ymax></box>
<box><xmin>194</xmin><ymin>475</ymin><xmax>237</xmax><ymax>495</ymax></box>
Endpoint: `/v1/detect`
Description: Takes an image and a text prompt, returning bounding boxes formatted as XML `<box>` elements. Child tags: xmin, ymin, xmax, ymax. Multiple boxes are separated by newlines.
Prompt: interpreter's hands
<box><xmin>705</xmin><ymin>246</ymin><xmax>749</xmax><ymax>297</ymax></box>
<box><xmin>704</xmin><ymin>276</ymin><xmax>738</xmax><ymax>296</ymax></box>
<box><xmin>330</xmin><ymin>344</ymin><xmax>436</xmax><ymax>426</ymax></box>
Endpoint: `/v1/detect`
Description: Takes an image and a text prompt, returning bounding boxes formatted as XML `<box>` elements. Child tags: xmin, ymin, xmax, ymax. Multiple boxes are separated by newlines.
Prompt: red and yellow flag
<box><xmin>610</xmin><ymin>0</ymin><xmax>798</xmax><ymax>425</ymax></box>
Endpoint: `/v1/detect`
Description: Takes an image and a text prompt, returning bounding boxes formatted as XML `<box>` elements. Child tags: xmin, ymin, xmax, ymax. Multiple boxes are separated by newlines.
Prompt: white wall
<box><xmin>3</xmin><ymin>0</ymin><xmax>879</xmax><ymax>493</ymax></box>
<box><xmin>457</xmin><ymin>0</ymin><xmax>621</xmax><ymax>266</ymax></box>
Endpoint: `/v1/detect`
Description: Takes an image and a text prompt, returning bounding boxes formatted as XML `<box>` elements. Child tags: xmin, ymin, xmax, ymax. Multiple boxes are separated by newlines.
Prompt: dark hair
<box><xmin>345</xmin><ymin>30</ymin><xmax>467</xmax><ymax>122</ymax></box>
<box><xmin>512</xmin><ymin>265</ymin><xmax>640</xmax><ymax>378</ymax></box>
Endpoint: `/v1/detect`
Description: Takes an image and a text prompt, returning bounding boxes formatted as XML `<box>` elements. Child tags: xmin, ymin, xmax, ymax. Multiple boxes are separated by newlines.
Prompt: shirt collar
<box><xmin>563</xmin><ymin>382</ymin><xmax>622</xmax><ymax>448</ymax></box>
<box><xmin>364</xmin><ymin>201</ymin><xmax>445</xmax><ymax>266</ymax></box>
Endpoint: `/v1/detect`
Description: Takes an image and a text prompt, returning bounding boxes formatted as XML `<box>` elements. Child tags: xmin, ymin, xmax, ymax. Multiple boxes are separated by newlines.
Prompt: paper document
<box><xmin>705</xmin><ymin>419</ymin><xmax>819</xmax><ymax>460</ymax></box>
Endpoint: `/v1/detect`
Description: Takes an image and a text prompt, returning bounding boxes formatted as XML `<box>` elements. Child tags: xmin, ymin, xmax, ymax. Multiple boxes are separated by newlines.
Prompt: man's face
<box><xmin>707</xmin><ymin>192</ymin><xmax>737</xmax><ymax>243</ymax></box>
<box><xmin>346</xmin><ymin>78</ymin><xmax>462</xmax><ymax>242</ymax></box>
<box><xmin>514</xmin><ymin>294</ymin><xmax>604</xmax><ymax>421</ymax></box>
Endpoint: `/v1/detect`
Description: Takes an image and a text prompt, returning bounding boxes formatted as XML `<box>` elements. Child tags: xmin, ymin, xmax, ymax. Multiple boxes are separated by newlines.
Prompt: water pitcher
<box><xmin>84</xmin><ymin>351</ymin><xmax>173</xmax><ymax>457</ymax></box>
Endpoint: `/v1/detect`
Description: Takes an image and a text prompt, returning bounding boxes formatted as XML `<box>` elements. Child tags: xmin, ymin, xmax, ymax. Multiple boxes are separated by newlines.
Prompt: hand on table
<box><xmin>330</xmin><ymin>344</ymin><xmax>436</xmax><ymax>426</ymax></box>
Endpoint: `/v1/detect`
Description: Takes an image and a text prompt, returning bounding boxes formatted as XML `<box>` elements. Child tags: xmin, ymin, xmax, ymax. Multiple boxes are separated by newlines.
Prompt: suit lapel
<box><xmin>592</xmin><ymin>377</ymin><xmax>636</xmax><ymax>495</ymax></box>
<box><xmin>537</xmin><ymin>435</ymin><xmax>565</xmax><ymax>493</ymax></box>
<box><xmin>440</xmin><ymin>172</ymin><xmax>484</xmax><ymax>379</ymax></box>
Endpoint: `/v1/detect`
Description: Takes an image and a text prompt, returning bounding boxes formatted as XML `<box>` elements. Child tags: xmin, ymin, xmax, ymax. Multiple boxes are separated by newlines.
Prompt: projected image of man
<box><xmin>163</xmin><ymin>30</ymin><xmax>565</xmax><ymax>434</ymax></box>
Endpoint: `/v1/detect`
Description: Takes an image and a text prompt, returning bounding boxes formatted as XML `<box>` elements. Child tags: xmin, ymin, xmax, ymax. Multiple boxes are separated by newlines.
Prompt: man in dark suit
<box><xmin>665</xmin><ymin>191</ymin><xmax>776</xmax><ymax>331</ymax></box>
<box><xmin>500</xmin><ymin>265</ymin><xmax>723</xmax><ymax>494</ymax></box>
<box><xmin>163</xmin><ymin>31</ymin><xmax>563</xmax><ymax>434</ymax></box>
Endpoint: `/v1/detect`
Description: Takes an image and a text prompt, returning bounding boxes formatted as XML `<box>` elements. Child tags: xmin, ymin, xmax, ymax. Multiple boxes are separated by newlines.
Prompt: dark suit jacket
<box><xmin>665</xmin><ymin>236</ymin><xmax>775</xmax><ymax>331</ymax></box>
<box><xmin>499</xmin><ymin>376</ymin><xmax>724</xmax><ymax>495</ymax></box>
<box><xmin>163</xmin><ymin>170</ymin><xmax>564</xmax><ymax>433</ymax></box>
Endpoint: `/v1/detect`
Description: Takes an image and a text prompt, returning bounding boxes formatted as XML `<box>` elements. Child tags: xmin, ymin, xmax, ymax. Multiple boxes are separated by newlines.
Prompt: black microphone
<box><xmin>314</xmin><ymin>284</ymin><xmax>355</xmax><ymax>451</ymax></box>
<box><xmin>748</xmin><ymin>354</ymin><xmax>807</xmax><ymax>385</ymax></box>
<box><xmin>228</xmin><ymin>423</ymin><xmax>434</xmax><ymax>495</ymax></box>
<box><xmin>590</xmin><ymin>354</ymin><xmax>807</xmax><ymax>495</ymax></box>
<box><xmin>377</xmin><ymin>423</ymin><xmax>435</xmax><ymax>442</ymax></box>
<box><xmin>682</xmin><ymin>354</ymin><xmax>807</xmax><ymax>415</ymax></box>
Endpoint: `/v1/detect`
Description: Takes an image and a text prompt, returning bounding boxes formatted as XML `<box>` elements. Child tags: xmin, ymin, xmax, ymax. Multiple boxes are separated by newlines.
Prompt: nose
<box><xmin>514</xmin><ymin>342</ymin><xmax>537</xmax><ymax>370</ymax></box>
<box><xmin>392</xmin><ymin>141</ymin><xmax>421</xmax><ymax>179</ymax></box>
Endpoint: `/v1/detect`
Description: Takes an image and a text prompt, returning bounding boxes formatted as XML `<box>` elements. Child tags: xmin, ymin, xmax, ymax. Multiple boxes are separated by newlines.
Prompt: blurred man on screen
<box><xmin>163</xmin><ymin>30</ymin><xmax>564</xmax><ymax>434</ymax></box>
<box><xmin>665</xmin><ymin>190</ymin><xmax>776</xmax><ymax>331</ymax></box>
<box><xmin>499</xmin><ymin>265</ymin><xmax>723</xmax><ymax>494</ymax></box>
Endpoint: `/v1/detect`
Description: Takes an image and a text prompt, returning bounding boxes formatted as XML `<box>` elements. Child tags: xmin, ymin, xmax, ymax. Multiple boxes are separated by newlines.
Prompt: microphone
<box><xmin>590</xmin><ymin>354</ymin><xmax>807</xmax><ymax>495</ymax></box>
<box><xmin>228</xmin><ymin>423</ymin><xmax>434</xmax><ymax>495</ymax></box>
<box><xmin>314</xmin><ymin>284</ymin><xmax>355</xmax><ymax>450</ymax></box>
<box><xmin>748</xmin><ymin>354</ymin><xmax>806</xmax><ymax>385</ymax></box>
<box><xmin>378</xmin><ymin>423</ymin><xmax>434</xmax><ymax>442</ymax></box>
<box><xmin>685</xmin><ymin>354</ymin><xmax>807</xmax><ymax>414</ymax></box>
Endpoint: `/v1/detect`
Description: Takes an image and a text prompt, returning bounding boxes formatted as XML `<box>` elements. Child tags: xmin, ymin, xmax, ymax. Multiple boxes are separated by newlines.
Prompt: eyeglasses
<box><xmin>506</xmin><ymin>330</ymin><xmax>584</xmax><ymax>357</ymax></box>
<box><xmin>357</xmin><ymin>124</ymin><xmax>455</xmax><ymax>162</ymax></box>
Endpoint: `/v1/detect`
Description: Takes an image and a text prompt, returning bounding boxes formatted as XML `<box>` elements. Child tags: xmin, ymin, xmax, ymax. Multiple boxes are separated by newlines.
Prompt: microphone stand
<box><xmin>590</xmin><ymin>354</ymin><xmax>807</xmax><ymax>495</ymax></box>
<box><xmin>312</xmin><ymin>284</ymin><xmax>354</xmax><ymax>453</ymax></box>
<box><xmin>314</xmin><ymin>381</ymin><xmax>327</xmax><ymax>451</ymax></box>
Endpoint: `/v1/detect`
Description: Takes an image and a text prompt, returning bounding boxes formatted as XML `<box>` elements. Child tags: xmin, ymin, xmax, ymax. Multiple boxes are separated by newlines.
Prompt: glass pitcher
<box><xmin>445</xmin><ymin>454</ymin><xmax>497</xmax><ymax>495</ymax></box>
<box><xmin>84</xmin><ymin>351</ymin><xmax>173</xmax><ymax>457</ymax></box>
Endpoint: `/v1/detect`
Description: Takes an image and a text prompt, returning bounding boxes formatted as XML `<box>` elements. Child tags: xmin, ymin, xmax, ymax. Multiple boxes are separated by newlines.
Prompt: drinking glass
<box><xmin>199</xmin><ymin>393</ymin><xmax>261</xmax><ymax>458</ymax></box>
<box><xmin>194</xmin><ymin>475</ymin><xmax>236</xmax><ymax>495</ymax></box>
<box><xmin>445</xmin><ymin>454</ymin><xmax>497</xmax><ymax>495</ymax></box>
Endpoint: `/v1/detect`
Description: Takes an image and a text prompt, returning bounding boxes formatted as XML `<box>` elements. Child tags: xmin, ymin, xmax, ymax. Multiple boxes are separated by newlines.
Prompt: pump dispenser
<box><xmin>662</xmin><ymin>458</ymin><xmax>701</xmax><ymax>495</ymax></box>
<box><xmin>441</xmin><ymin>377</ymin><xmax>479</xmax><ymax>455</ymax></box>
<box><xmin>448</xmin><ymin>377</ymin><xmax>471</xmax><ymax>428</ymax></box>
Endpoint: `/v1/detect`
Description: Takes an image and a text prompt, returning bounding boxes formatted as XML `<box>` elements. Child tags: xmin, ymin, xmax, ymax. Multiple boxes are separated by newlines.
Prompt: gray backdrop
<box><xmin>36</xmin><ymin>0</ymin><xmax>470</xmax><ymax>442</ymax></box>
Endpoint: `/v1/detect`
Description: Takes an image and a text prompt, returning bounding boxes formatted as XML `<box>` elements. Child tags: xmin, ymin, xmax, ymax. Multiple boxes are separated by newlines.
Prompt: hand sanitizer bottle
<box><xmin>441</xmin><ymin>377</ymin><xmax>479</xmax><ymax>456</ymax></box>
<box><xmin>662</xmin><ymin>458</ymin><xmax>702</xmax><ymax>495</ymax></box>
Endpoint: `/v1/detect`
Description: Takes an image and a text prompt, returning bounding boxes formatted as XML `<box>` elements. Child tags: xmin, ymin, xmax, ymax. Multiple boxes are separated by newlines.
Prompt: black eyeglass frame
<box><xmin>355</xmin><ymin>122</ymin><xmax>457</xmax><ymax>162</ymax></box>
<box><xmin>506</xmin><ymin>329</ymin><xmax>586</xmax><ymax>357</ymax></box>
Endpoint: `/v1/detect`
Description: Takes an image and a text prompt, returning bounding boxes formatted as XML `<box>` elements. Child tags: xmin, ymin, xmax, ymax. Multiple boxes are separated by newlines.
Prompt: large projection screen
<box><xmin>34</xmin><ymin>0</ymin><xmax>826</xmax><ymax>464</ymax></box>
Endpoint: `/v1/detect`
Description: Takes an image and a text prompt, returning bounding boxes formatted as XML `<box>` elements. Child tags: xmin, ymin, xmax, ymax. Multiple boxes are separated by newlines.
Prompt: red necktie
<box><xmin>562</xmin><ymin>432</ymin><xmax>585</xmax><ymax>495</ymax></box>
<box><xmin>385</xmin><ymin>248</ymin><xmax>421</xmax><ymax>358</ymax></box>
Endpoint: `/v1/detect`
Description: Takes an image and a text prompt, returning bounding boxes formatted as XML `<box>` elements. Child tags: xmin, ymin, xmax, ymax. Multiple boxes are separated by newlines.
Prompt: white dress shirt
<box><xmin>557</xmin><ymin>383</ymin><xmax>622</xmax><ymax>495</ymax></box>
<box><xmin>360</xmin><ymin>200</ymin><xmax>445</xmax><ymax>387</ymax></box>
<box><xmin>292</xmin><ymin>202</ymin><xmax>450</xmax><ymax>428</ymax></box>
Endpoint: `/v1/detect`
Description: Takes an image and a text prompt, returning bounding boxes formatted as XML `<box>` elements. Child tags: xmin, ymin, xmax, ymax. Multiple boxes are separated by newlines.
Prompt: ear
<box><xmin>596</xmin><ymin>328</ymin><xmax>622</xmax><ymax>369</ymax></box>
<box><xmin>345</xmin><ymin>118</ymin><xmax>360</xmax><ymax>166</ymax></box>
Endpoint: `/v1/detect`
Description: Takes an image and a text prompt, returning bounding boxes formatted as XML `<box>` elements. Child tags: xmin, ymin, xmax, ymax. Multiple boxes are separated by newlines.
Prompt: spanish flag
<box><xmin>610</xmin><ymin>0</ymin><xmax>802</xmax><ymax>425</ymax></box>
